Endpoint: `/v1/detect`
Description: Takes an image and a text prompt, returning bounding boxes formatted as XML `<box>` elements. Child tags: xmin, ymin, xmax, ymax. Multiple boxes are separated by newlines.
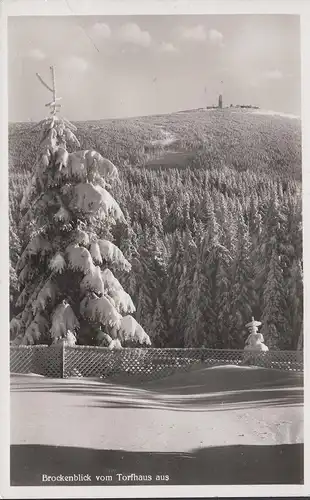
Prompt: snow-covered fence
<box><xmin>10</xmin><ymin>345</ymin><xmax>303</xmax><ymax>379</ymax></box>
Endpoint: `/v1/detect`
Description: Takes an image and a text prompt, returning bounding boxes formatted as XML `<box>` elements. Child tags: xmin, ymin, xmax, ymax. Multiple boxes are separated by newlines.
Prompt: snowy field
<box><xmin>249</xmin><ymin>109</ymin><xmax>301</xmax><ymax>119</ymax></box>
<box><xmin>10</xmin><ymin>365</ymin><xmax>303</xmax><ymax>486</ymax></box>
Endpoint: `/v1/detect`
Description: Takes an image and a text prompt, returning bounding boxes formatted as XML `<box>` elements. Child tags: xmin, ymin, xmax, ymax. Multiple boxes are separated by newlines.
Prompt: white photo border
<box><xmin>1</xmin><ymin>0</ymin><xmax>309</xmax><ymax>498</ymax></box>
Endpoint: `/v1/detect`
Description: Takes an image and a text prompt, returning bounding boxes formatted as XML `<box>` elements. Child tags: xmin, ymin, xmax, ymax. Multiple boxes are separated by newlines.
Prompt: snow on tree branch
<box><xmin>97</xmin><ymin>240</ymin><xmax>131</xmax><ymax>271</ymax></box>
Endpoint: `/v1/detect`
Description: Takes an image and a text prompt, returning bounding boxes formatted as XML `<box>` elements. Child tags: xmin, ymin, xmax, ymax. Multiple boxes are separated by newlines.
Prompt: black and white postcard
<box><xmin>1</xmin><ymin>0</ymin><xmax>309</xmax><ymax>498</ymax></box>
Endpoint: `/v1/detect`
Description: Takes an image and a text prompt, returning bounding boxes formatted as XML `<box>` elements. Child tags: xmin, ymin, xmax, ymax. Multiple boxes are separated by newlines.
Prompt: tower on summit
<box><xmin>218</xmin><ymin>80</ymin><xmax>223</xmax><ymax>108</ymax></box>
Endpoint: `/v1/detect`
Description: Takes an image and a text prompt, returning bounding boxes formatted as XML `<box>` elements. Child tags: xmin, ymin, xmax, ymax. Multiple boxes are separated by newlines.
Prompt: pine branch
<box><xmin>36</xmin><ymin>73</ymin><xmax>54</xmax><ymax>93</ymax></box>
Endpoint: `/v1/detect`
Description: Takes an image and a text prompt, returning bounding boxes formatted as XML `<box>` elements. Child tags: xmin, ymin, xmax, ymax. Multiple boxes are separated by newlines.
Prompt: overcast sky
<box><xmin>8</xmin><ymin>14</ymin><xmax>301</xmax><ymax>122</ymax></box>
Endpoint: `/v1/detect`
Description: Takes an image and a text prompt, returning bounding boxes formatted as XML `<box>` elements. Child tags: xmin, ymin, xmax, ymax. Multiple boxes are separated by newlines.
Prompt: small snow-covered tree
<box><xmin>10</xmin><ymin>67</ymin><xmax>151</xmax><ymax>348</ymax></box>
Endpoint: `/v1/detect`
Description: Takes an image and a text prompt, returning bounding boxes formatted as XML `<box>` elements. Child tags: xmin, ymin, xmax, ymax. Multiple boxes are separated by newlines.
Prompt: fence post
<box><xmin>61</xmin><ymin>343</ymin><xmax>65</xmax><ymax>379</ymax></box>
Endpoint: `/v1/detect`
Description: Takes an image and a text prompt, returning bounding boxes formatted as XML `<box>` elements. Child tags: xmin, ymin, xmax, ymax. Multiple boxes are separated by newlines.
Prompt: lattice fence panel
<box><xmin>10</xmin><ymin>345</ymin><xmax>48</xmax><ymax>374</ymax></box>
<box><xmin>33</xmin><ymin>346</ymin><xmax>63</xmax><ymax>377</ymax></box>
<box><xmin>10</xmin><ymin>346</ymin><xmax>303</xmax><ymax>379</ymax></box>
<box><xmin>129</xmin><ymin>348</ymin><xmax>203</xmax><ymax>380</ymax></box>
<box><xmin>64</xmin><ymin>347</ymin><xmax>303</xmax><ymax>380</ymax></box>
<box><xmin>201</xmin><ymin>349</ymin><xmax>244</xmax><ymax>367</ymax></box>
<box><xmin>199</xmin><ymin>349</ymin><xmax>303</xmax><ymax>372</ymax></box>
<box><xmin>242</xmin><ymin>349</ymin><xmax>304</xmax><ymax>371</ymax></box>
<box><xmin>63</xmin><ymin>347</ymin><xmax>203</xmax><ymax>379</ymax></box>
<box><xmin>10</xmin><ymin>345</ymin><xmax>63</xmax><ymax>377</ymax></box>
<box><xmin>64</xmin><ymin>346</ymin><xmax>123</xmax><ymax>378</ymax></box>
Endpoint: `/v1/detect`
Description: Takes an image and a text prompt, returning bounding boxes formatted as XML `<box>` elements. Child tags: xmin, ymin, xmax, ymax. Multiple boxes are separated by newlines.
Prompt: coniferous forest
<box><xmin>9</xmin><ymin>109</ymin><xmax>303</xmax><ymax>350</ymax></box>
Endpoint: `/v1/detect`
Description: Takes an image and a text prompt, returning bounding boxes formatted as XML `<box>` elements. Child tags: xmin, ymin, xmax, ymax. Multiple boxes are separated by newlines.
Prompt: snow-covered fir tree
<box><xmin>261</xmin><ymin>247</ymin><xmax>288</xmax><ymax>349</ymax></box>
<box><xmin>228</xmin><ymin>211</ymin><xmax>257</xmax><ymax>347</ymax></box>
<box><xmin>164</xmin><ymin>230</ymin><xmax>185</xmax><ymax>340</ymax></box>
<box><xmin>183</xmin><ymin>267</ymin><xmax>206</xmax><ymax>347</ymax></box>
<box><xmin>151</xmin><ymin>298</ymin><xmax>167</xmax><ymax>347</ymax></box>
<box><xmin>284</xmin><ymin>258</ymin><xmax>303</xmax><ymax>349</ymax></box>
<box><xmin>10</xmin><ymin>68</ymin><xmax>151</xmax><ymax>348</ymax></box>
<box><xmin>175</xmin><ymin>229</ymin><xmax>197</xmax><ymax>346</ymax></box>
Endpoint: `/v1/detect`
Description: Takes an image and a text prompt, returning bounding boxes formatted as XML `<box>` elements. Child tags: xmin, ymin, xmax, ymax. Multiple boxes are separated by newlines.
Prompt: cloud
<box><xmin>27</xmin><ymin>48</ymin><xmax>46</xmax><ymax>60</ymax></box>
<box><xmin>179</xmin><ymin>25</ymin><xmax>207</xmax><ymax>42</ymax></box>
<box><xmin>116</xmin><ymin>23</ymin><xmax>151</xmax><ymax>48</ymax></box>
<box><xmin>263</xmin><ymin>69</ymin><xmax>283</xmax><ymax>80</ymax></box>
<box><xmin>249</xmin><ymin>69</ymin><xmax>284</xmax><ymax>87</ymax></box>
<box><xmin>208</xmin><ymin>29</ymin><xmax>224</xmax><ymax>45</ymax></box>
<box><xmin>65</xmin><ymin>56</ymin><xmax>88</xmax><ymax>72</ymax></box>
<box><xmin>91</xmin><ymin>22</ymin><xmax>111</xmax><ymax>39</ymax></box>
<box><xmin>120</xmin><ymin>46</ymin><xmax>141</xmax><ymax>55</ymax></box>
<box><xmin>178</xmin><ymin>26</ymin><xmax>224</xmax><ymax>46</ymax></box>
<box><xmin>158</xmin><ymin>42</ymin><xmax>178</xmax><ymax>54</ymax></box>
